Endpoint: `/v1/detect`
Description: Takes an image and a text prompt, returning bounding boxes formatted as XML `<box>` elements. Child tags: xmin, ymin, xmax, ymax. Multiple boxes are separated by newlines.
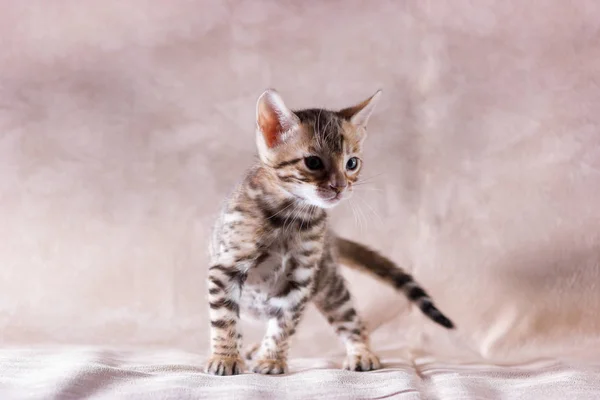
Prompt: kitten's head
<box><xmin>255</xmin><ymin>89</ymin><xmax>381</xmax><ymax>209</ymax></box>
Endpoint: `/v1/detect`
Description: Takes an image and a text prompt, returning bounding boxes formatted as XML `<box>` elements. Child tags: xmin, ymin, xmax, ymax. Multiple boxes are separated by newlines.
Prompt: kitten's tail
<box><xmin>335</xmin><ymin>236</ymin><xmax>455</xmax><ymax>329</ymax></box>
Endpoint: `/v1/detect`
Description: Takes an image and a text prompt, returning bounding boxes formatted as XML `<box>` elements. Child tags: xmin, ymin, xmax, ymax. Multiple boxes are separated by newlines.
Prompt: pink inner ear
<box><xmin>258</xmin><ymin>98</ymin><xmax>289</xmax><ymax>148</ymax></box>
<box><xmin>258</xmin><ymin>106</ymin><xmax>283</xmax><ymax>148</ymax></box>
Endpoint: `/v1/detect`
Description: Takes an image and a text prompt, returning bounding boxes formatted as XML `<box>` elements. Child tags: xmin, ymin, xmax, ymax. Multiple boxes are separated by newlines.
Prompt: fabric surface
<box><xmin>1</xmin><ymin>348</ymin><xmax>600</xmax><ymax>400</ymax></box>
<box><xmin>1</xmin><ymin>0</ymin><xmax>600</xmax><ymax>398</ymax></box>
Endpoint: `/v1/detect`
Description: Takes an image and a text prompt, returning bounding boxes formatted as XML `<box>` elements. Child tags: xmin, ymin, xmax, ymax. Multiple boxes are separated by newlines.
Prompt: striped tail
<box><xmin>335</xmin><ymin>237</ymin><xmax>455</xmax><ymax>329</ymax></box>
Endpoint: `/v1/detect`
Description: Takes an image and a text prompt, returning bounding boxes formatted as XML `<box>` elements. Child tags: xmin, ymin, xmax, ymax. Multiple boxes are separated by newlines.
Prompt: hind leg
<box><xmin>313</xmin><ymin>269</ymin><xmax>381</xmax><ymax>371</ymax></box>
<box><xmin>244</xmin><ymin>342</ymin><xmax>261</xmax><ymax>361</ymax></box>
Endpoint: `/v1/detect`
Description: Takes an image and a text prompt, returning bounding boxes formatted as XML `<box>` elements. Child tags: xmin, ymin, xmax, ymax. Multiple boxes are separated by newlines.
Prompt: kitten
<box><xmin>206</xmin><ymin>89</ymin><xmax>454</xmax><ymax>376</ymax></box>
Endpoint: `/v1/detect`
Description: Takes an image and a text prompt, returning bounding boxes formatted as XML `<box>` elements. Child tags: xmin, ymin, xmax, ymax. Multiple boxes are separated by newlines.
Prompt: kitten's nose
<box><xmin>329</xmin><ymin>172</ymin><xmax>347</xmax><ymax>193</ymax></box>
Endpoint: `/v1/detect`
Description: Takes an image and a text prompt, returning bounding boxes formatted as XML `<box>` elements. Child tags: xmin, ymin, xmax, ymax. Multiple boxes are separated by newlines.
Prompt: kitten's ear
<box><xmin>256</xmin><ymin>89</ymin><xmax>300</xmax><ymax>148</ymax></box>
<box><xmin>338</xmin><ymin>90</ymin><xmax>382</xmax><ymax>128</ymax></box>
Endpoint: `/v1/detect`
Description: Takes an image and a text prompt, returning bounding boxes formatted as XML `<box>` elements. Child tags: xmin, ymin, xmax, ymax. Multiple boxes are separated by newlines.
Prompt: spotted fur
<box><xmin>205</xmin><ymin>89</ymin><xmax>454</xmax><ymax>376</ymax></box>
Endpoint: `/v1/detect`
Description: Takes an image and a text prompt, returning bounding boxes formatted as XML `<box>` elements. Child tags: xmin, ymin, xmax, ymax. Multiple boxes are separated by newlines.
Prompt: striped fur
<box><xmin>336</xmin><ymin>237</ymin><xmax>454</xmax><ymax>328</ymax></box>
<box><xmin>205</xmin><ymin>90</ymin><xmax>453</xmax><ymax>376</ymax></box>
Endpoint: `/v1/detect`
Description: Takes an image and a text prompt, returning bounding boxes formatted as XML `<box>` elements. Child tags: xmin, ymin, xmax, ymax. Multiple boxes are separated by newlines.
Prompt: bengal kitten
<box><xmin>205</xmin><ymin>89</ymin><xmax>454</xmax><ymax>376</ymax></box>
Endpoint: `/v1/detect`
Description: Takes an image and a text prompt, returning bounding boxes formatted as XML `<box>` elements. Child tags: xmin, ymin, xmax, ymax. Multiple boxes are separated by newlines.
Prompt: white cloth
<box><xmin>1</xmin><ymin>348</ymin><xmax>599</xmax><ymax>400</ymax></box>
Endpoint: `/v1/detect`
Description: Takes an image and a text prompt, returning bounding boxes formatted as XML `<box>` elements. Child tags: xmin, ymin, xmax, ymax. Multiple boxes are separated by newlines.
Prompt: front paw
<box><xmin>344</xmin><ymin>349</ymin><xmax>381</xmax><ymax>372</ymax></box>
<box><xmin>206</xmin><ymin>355</ymin><xmax>245</xmax><ymax>376</ymax></box>
<box><xmin>252</xmin><ymin>358</ymin><xmax>288</xmax><ymax>375</ymax></box>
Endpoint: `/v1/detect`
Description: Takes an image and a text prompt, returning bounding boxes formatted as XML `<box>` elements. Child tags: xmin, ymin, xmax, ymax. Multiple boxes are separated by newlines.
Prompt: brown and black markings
<box><xmin>205</xmin><ymin>89</ymin><xmax>454</xmax><ymax>376</ymax></box>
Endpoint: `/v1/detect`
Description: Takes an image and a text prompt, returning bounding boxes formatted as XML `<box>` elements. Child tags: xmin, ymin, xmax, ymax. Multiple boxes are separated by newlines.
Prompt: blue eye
<box><xmin>346</xmin><ymin>157</ymin><xmax>359</xmax><ymax>171</ymax></box>
<box><xmin>304</xmin><ymin>156</ymin><xmax>324</xmax><ymax>170</ymax></box>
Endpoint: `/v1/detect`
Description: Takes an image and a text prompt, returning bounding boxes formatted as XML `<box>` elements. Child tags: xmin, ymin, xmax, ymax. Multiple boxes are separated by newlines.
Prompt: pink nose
<box><xmin>329</xmin><ymin>172</ymin><xmax>347</xmax><ymax>193</ymax></box>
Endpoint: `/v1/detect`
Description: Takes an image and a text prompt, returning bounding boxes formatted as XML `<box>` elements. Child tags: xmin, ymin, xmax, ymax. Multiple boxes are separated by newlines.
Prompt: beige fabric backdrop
<box><xmin>1</xmin><ymin>0</ymin><xmax>600</xmax><ymax>366</ymax></box>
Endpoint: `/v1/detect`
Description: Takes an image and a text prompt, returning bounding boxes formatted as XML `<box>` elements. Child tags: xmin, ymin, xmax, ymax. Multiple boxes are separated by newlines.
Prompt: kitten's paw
<box><xmin>344</xmin><ymin>349</ymin><xmax>381</xmax><ymax>372</ymax></box>
<box><xmin>205</xmin><ymin>355</ymin><xmax>245</xmax><ymax>376</ymax></box>
<box><xmin>252</xmin><ymin>358</ymin><xmax>288</xmax><ymax>375</ymax></box>
<box><xmin>244</xmin><ymin>343</ymin><xmax>261</xmax><ymax>361</ymax></box>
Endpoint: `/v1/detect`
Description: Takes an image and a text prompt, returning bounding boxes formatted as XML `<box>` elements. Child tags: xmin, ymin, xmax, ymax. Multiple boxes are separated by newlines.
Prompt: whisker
<box><xmin>299</xmin><ymin>203</ymin><xmax>312</xmax><ymax>231</ymax></box>
<box><xmin>280</xmin><ymin>200</ymin><xmax>302</xmax><ymax>235</ymax></box>
<box><xmin>355</xmin><ymin>172</ymin><xmax>386</xmax><ymax>184</ymax></box>
<box><xmin>355</xmin><ymin>198</ymin><xmax>368</xmax><ymax>231</ymax></box>
<box><xmin>267</xmin><ymin>200</ymin><xmax>296</xmax><ymax>219</ymax></box>
<box><xmin>352</xmin><ymin>187</ymin><xmax>384</xmax><ymax>192</ymax></box>
<box><xmin>349</xmin><ymin>200</ymin><xmax>359</xmax><ymax>230</ymax></box>
<box><xmin>352</xmin><ymin>181</ymin><xmax>382</xmax><ymax>186</ymax></box>
<box><xmin>354</xmin><ymin>194</ymin><xmax>383</xmax><ymax>226</ymax></box>
<box><xmin>286</xmin><ymin>201</ymin><xmax>308</xmax><ymax>235</ymax></box>
<box><xmin>348</xmin><ymin>199</ymin><xmax>365</xmax><ymax>233</ymax></box>
<box><xmin>284</xmin><ymin>204</ymin><xmax>299</xmax><ymax>235</ymax></box>
<box><xmin>315</xmin><ymin>109</ymin><xmax>324</xmax><ymax>150</ymax></box>
<box><xmin>322</xmin><ymin>112</ymin><xmax>334</xmax><ymax>140</ymax></box>
<box><xmin>306</xmin><ymin>205</ymin><xmax>317</xmax><ymax>230</ymax></box>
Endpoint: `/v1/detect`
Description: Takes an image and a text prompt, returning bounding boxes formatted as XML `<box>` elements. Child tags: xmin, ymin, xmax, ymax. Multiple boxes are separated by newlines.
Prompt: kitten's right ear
<box><xmin>256</xmin><ymin>89</ymin><xmax>300</xmax><ymax>148</ymax></box>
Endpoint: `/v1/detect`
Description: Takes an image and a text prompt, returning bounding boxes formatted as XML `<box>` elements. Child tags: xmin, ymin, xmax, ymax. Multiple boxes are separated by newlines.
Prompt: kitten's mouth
<box><xmin>323</xmin><ymin>192</ymin><xmax>343</xmax><ymax>204</ymax></box>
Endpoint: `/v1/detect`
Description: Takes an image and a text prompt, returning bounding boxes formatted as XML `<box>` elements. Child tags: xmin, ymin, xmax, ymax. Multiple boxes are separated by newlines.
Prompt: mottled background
<box><xmin>1</xmin><ymin>0</ymin><xmax>600</xmax><ymax>364</ymax></box>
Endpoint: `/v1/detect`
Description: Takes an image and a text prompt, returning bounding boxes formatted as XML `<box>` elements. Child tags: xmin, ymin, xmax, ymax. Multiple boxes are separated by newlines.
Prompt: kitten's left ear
<box><xmin>338</xmin><ymin>90</ymin><xmax>382</xmax><ymax>128</ymax></box>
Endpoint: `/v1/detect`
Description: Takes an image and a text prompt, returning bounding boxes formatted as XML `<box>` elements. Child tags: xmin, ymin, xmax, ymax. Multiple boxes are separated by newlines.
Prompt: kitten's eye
<box><xmin>304</xmin><ymin>156</ymin><xmax>324</xmax><ymax>170</ymax></box>
<box><xmin>346</xmin><ymin>157</ymin><xmax>359</xmax><ymax>171</ymax></box>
